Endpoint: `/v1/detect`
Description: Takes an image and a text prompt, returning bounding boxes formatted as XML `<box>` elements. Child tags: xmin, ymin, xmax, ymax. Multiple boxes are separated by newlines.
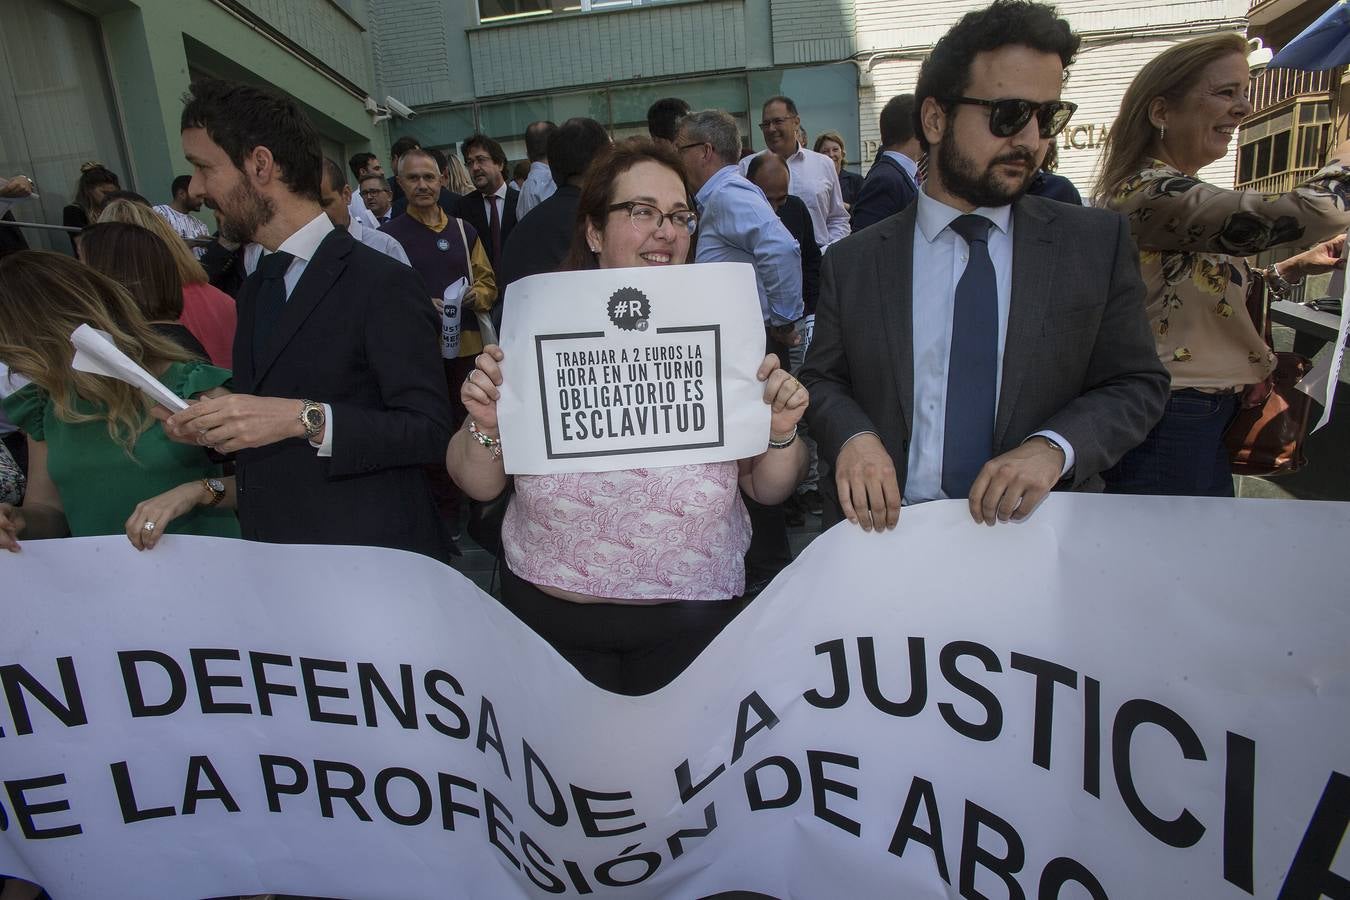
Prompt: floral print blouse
<box><xmin>0</xmin><ymin>439</ymin><xmax>22</xmax><ymax>506</ymax></box>
<box><xmin>1107</xmin><ymin>157</ymin><xmax>1350</xmax><ymax>391</ymax></box>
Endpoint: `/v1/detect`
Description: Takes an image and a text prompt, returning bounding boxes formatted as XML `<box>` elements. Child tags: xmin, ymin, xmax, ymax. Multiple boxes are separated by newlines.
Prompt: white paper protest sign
<box><xmin>497</xmin><ymin>262</ymin><xmax>768</xmax><ymax>474</ymax></box>
<box><xmin>69</xmin><ymin>324</ymin><xmax>188</xmax><ymax>411</ymax></box>
<box><xmin>2</xmin><ymin>495</ymin><xmax>1348</xmax><ymax>899</ymax></box>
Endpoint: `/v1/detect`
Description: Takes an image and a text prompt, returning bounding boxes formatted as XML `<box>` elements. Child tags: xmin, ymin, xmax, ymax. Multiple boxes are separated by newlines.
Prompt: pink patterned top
<box><xmin>502</xmin><ymin>462</ymin><xmax>752</xmax><ymax>602</ymax></box>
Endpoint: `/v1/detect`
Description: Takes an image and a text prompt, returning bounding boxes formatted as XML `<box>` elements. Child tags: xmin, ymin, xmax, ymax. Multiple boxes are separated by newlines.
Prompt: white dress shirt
<box><xmin>904</xmin><ymin>187</ymin><xmax>1072</xmax><ymax>503</ymax></box>
<box><xmin>740</xmin><ymin>145</ymin><xmax>850</xmax><ymax>249</ymax></box>
<box><xmin>480</xmin><ymin>181</ymin><xmax>509</xmax><ymax>227</ymax></box>
<box><xmin>515</xmin><ymin>161</ymin><xmax>555</xmax><ymax>220</ymax></box>
<box><xmin>882</xmin><ymin>150</ymin><xmax>920</xmax><ymax>183</ymax></box>
<box><xmin>349</xmin><ymin>218</ymin><xmax>410</xmax><ymax>266</ymax></box>
<box><xmin>265</xmin><ymin>212</ymin><xmax>337</xmax><ymax>457</ymax></box>
<box><xmin>347</xmin><ymin>190</ymin><xmax>379</xmax><ymax>232</ymax></box>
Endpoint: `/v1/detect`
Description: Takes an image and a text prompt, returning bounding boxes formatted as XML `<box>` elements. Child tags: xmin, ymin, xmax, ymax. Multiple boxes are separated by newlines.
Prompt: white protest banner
<box><xmin>496</xmin><ymin>262</ymin><xmax>768</xmax><ymax>474</ymax></box>
<box><xmin>2</xmin><ymin>495</ymin><xmax>1348</xmax><ymax>899</ymax></box>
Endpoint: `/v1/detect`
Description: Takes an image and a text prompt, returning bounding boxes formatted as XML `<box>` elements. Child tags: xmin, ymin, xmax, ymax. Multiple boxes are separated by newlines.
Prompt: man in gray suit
<box><xmin>801</xmin><ymin>0</ymin><xmax>1168</xmax><ymax>531</ymax></box>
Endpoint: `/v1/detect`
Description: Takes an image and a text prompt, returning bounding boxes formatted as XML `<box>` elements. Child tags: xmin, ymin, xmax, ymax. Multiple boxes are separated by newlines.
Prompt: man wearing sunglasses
<box><xmin>801</xmin><ymin>0</ymin><xmax>1167</xmax><ymax>532</ymax></box>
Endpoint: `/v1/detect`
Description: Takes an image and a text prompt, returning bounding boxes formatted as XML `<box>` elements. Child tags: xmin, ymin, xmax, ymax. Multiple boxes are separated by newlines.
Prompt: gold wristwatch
<box><xmin>200</xmin><ymin>478</ymin><xmax>225</xmax><ymax>507</ymax></box>
<box><xmin>299</xmin><ymin>400</ymin><xmax>325</xmax><ymax>442</ymax></box>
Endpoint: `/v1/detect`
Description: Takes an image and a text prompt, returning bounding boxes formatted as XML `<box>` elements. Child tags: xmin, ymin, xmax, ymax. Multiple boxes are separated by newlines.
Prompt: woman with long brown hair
<box><xmin>79</xmin><ymin>222</ymin><xmax>209</xmax><ymax>359</ymax></box>
<box><xmin>1093</xmin><ymin>33</ymin><xmax>1350</xmax><ymax>495</ymax></box>
<box><xmin>447</xmin><ymin>138</ymin><xmax>808</xmax><ymax>695</ymax></box>
<box><xmin>0</xmin><ymin>252</ymin><xmax>239</xmax><ymax>552</ymax></box>
<box><xmin>99</xmin><ymin>198</ymin><xmax>238</xmax><ymax>368</ymax></box>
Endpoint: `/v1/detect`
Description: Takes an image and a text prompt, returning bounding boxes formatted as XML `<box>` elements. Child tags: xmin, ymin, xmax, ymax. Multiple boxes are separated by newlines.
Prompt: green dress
<box><xmin>1</xmin><ymin>361</ymin><xmax>241</xmax><ymax>539</ymax></box>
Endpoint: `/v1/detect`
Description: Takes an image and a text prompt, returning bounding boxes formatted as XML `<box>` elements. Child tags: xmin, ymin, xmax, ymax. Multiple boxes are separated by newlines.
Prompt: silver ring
<box><xmin>143</xmin><ymin>521</ymin><xmax>157</xmax><ymax>532</ymax></box>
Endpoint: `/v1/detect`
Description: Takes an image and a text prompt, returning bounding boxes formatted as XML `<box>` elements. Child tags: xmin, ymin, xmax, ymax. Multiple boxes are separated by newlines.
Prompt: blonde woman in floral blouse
<box><xmin>1094</xmin><ymin>32</ymin><xmax>1350</xmax><ymax>496</ymax></box>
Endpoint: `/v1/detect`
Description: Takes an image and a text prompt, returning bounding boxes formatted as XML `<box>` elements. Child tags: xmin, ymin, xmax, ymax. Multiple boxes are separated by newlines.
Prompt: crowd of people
<box><xmin>2</xmin><ymin>0</ymin><xmax>1349</xmax><ymax>713</ymax></box>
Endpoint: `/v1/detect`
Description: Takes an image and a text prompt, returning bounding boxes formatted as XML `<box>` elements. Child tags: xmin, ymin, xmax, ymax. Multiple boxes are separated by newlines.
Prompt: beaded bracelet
<box><xmin>468</xmin><ymin>420</ymin><xmax>502</xmax><ymax>460</ymax></box>
<box><xmin>768</xmin><ymin>426</ymin><xmax>798</xmax><ymax>449</ymax></box>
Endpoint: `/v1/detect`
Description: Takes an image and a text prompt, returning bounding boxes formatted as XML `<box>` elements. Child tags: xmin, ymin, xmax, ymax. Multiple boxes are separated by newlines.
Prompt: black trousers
<box><xmin>499</xmin><ymin>566</ymin><xmax>748</xmax><ymax>696</ymax></box>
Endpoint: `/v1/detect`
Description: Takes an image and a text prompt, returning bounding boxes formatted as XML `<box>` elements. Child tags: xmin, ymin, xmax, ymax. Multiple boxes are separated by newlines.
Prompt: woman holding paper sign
<box><xmin>447</xmin><ymin>138</ymin><xmax>808</xmax><ymax>696</ymax></box>
<box><xmin>0</xmin><ymin>251</ymin><xmax>239</xmax><ymax>552</ymax></box>
<box><xmin>1093</xmin><ymin>33</ymin><xmax>1350</xmax><ymax>495</ymax></box>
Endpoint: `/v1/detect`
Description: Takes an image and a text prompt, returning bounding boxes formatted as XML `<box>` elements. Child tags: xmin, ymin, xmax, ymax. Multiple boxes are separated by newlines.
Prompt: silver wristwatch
<box><xmin>299</xmin><ymin>400</ymin><xmax>326</xmax><ymax>442</ymax></box>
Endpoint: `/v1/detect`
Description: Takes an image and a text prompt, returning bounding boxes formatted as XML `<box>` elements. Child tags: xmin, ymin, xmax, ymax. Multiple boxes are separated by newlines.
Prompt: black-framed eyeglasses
<box><xmin>607</xmin><ymin>201</ymin><xmax>697</xmax><ymax>235</ymax></box>
<box><xmin>948</xmin><ymin>97</ymin><xmax>1078</xmax><ymax>138</ymax></box>
<box><xmin>677</xmin><ymin>141</ymin><xmax>708</xmax><ymax>153</ymax></box>
<box><xmin>359</xmin><ymin>187</ymin><xmax>391</xmax><ymax>197</ymax></box>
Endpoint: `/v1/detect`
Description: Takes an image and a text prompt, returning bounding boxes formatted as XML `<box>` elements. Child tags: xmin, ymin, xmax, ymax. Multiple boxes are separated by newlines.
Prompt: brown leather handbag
<box><xmin>1224</xmin><ymin>269</ymin><xmax>1314</xmax><ymax>476</ymax></box>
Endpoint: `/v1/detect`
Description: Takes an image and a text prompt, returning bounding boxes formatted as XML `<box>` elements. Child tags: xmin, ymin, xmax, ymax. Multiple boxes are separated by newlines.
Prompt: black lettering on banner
<box><xmin>314</xmin><ymin>759</ymin><xmax>372</xmax><ymax>821</ymax></box>
<box><xmin>1031</xmin><ymin>858</ymin><xmax>1107</xmax><ymax>900</ymax></box>
<box><xmin>960</xmin><ymin>801</ymin><xmax>1027</xmax><ymax>900</ymax></box>
<box><xmin>357</xmin><ymin>662</ymin><xmax>417</xmax><ymax>729</ymax></box>
<box><xmin>249</xmin><ymin>652</ymin><xmax>297</xmax><ymax>715</ymax></box>
<box><xmin>1277</xmin><ymin>771</ymin><xmax>1350</xmax><ymax>900</ymax></box>
<box><xmin>675</xmin><ymin>756</ymin><xmax>725</xmax><ymax>804</ymax></box>
<box><xmin>1009</xmin><ymin>652</ymin><xmax>1078</xmax><ymax>770</ymax></box>
<box><xmin>570</xmin><ymin>783</ymin><xmax>645</xmax><ymax>838</ymax></box>
<box><xmin>111</xmin><ymin>760</ymin><xmax>175</xmax><ymax>823</ymax></box>
<box><xmin>0</xmin><ymin>792</ymin><xmax>6</xmax><ymax>830</ymax></box>
<box><xmin>861</xmin><ymin>636</ymin><xmax>928</xmax><ymax>717</ymax></box>
<box><xmin>745</xmin><ymin>756</ymin><xmax>801</xmax><ymax>811</ymax></box>
<box><xmin>1111</xmin><ymin>698</ymin><xmax>1207</xmax><ymax>848</ymax></box>
<box><xmin>374</xmin><ymin>767</ymin><xmax>432</xmax><ymax>826</ymax></box>
<box><xmin>888</xmin><ymin>776</ymin><xmax>950</xmax><ymax>883</ymax></box>
<box><xmin>183</xmin><ymin>755</ymin><xmax>240</xmax><ymax>814</ymax></box>
<box><xmin>1224</xmin><ymin>732</ymin><xmax>1256</xmax><ymax>893</ymax></box>
<box><xmin>260</xmin><ymin>754</ymin><xmax>308</xmax><ymax>813</ymax></box>
<box><xmin>190</xmin><ymin>648</ymin><xmax>252</xmax><ymax>715</ymax></box>
<box><xmin>524</xmin><ymin>740</ymin><xmax>567</xmax><ymax>826</ymax></box>
<box><xmin>1083</xmin><ymin>676</ymin><xmax>1101</xmax><ymax>798</ymax></box>
<box><xmin>938</xmin><ymin>641</ymin><xmax>1004</xmax><ymax>742</ymax></box>
<box><xmin>1</xmin><ymin>657</ymin><xmax>87</xmax><ymax>735</ymax></box>
<box><xmin>484</xmin><ymin>789</ymin><xmax>520</xmax><ymax>869</ymax></box>
<box><xmin>594</xmin><ymin>844</ymin><xmax>661</xmax><ymax>887</ymax></box>
<box><xmin>803</xmin><ymin>639</ymin><xmax>849</xmax><ymax>709</ymax></box>
<box><xmin>667</xmin><ymin>802</ymin><xmax>717</xmax><ymax>859</ymax></box>
<box><xmin>731</xmin><ymin>691</ymin><xmax>780</xmax><ymax>764</ymax></box>
<box><xmin>807</xmin><ymin>750</ymin><xmax>861</xmax><ymax>836</ymax></box>
<box><xmin>563</xmin><ymin>859</ymin><xmax>596</xmax><ymax>895</ymax></box>
<box><xmin>521</xmin><ymin>830</ymin><xmax>567</xmax><ymax>893</ymax></box>
<box><xmin>424</xmin><ymin>670</ymin><xmax>471</xmax><ymax>738</ymax></box>
<box><xmin>436</xmin><ymin>772</ymin><xmax>480</xmax><ymax>831</ymax></box>
<box><xmin>118</xmin><ymin>650</ymin><xmax>186</xmax><ymax>718</ymax></box>
<box><xmin>477</xmin><ymin>697</ymin><xmax>512</xmax><ymax>779</ymax></box>
<box><xmin>1038</xmin><ymin>857</ymin><xmax>1107</xmax><ymax>899</ymax></box>
<box><xmin>4</xmin><ymin>774</ymin><xmax>82</xmax><ymax>839</ymax></box>
<box><xmin>300</xmin><ymin>657</ymin><xmax>358</xmax><ymax>726</ymax></box>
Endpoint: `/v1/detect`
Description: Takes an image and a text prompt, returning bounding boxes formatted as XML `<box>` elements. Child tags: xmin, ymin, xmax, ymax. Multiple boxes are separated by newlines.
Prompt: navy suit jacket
<box><xmin>232</xmin><ymin>229</ymin><xmax>452</xmax><ymax>560</ymax></box>
<box><xmin>850</xmin><ymin>154</ymin><xmax>918</xmax><ymax>233</ymax></box>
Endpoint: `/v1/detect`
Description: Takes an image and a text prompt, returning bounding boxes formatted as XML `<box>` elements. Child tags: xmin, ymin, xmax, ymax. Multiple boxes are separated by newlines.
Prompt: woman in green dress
<box><xmin>0</xmin><ymin>251</ymin><xmax>240</xmax><ymax>552</ymax></box>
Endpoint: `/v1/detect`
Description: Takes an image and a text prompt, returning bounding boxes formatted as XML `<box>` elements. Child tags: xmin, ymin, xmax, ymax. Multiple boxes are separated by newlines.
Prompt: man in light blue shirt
<box><xmin>801</xmin><ymin>0</ymin><xmax>1167</xmax><ymax>532</ymax></box>
<box><xmin>515</xmin><ymin>120</ymin><xmax>557</xmax><ymax>220</ymax></box>
<box><xmin>675</xmin><ymin>110</ymin><xmax>802</xmax><ymax>342</ymax></box>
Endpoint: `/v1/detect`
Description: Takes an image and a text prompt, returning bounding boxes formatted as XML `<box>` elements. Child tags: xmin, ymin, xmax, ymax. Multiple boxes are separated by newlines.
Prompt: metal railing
<box><xmin>1249</xmin><ymin>68</ymin><xmax>1333</xmax><ymax>116</ymax></box>
<box><xmin>1241</xmin><ymin>166</ymin><xmax>1320</xmax><ymax>194</ymax></box>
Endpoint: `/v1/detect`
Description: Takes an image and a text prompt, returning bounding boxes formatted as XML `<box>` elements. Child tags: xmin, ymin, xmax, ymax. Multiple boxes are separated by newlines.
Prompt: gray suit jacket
<box><xmin>800</xmin><ymin>193</ymin><xmax>1168</xmax><ymax>514</ymax></box>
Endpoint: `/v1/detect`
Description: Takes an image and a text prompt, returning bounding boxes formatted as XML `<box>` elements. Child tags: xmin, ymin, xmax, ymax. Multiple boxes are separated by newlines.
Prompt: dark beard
<box><xmin>217</xmin><ymin>178</ymin><xmax>276</xmax><ymax>244</ymax></box>
<box><xmin>936</xmin><ymin>138</ymin><xmax>1037</xmax><ymax>209</ymax></box>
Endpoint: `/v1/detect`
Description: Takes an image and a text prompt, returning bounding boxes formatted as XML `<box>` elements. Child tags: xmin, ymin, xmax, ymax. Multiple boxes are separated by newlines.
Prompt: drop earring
<box><xmin>1159</xmin><ymin>125</ymin><xmax>1166</xmax><ymax>141</ymax></box>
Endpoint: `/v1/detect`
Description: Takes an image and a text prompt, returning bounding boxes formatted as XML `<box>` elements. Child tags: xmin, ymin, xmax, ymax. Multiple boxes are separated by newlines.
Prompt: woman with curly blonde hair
<box><xmin>1093</xmin><ymin>32</ymin><xmax>1350</xmax><ymax>495</ymax></box>
<box><xmin>0</xmin><ymin>252</ymin><xmax>239</xmax><ymax>552</ymax></box>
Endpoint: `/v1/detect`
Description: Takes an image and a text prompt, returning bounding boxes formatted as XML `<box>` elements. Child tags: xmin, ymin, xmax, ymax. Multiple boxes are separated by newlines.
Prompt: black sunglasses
<box><xmin>949</xmin><ymin>97</ymin><xmax>1078</xmax><ymax>138</ymax></box>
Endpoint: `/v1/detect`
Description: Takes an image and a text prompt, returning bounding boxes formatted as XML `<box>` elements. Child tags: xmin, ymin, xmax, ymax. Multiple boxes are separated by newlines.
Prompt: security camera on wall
<box><xmin>385</xmin><ymin>96</ymin><xmax>418</xmax><ymax>120</ymax></box>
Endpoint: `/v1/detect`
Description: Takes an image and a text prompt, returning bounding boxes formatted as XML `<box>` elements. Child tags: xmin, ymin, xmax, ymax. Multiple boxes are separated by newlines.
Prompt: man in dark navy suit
<box><xmin>166</xmin><ymin>79</ymin><xmax>452</xmax><ymax>561</ymax></box>
<box><xmin>850</xmin><ymin>94</ymin><xmax>922</xmax><ymax>232</ymax></box>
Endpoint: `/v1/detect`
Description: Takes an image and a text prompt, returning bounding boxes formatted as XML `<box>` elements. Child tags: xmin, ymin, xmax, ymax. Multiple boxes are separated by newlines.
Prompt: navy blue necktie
<box><xmin>252</xmin><ymin>250</ymin><xmax>295</xmax><ymax>363</ymax></box>
<box><xmin>942</xmin><ymin>214</ymin><xmax>997</xmax><ymax>498</ymax></box>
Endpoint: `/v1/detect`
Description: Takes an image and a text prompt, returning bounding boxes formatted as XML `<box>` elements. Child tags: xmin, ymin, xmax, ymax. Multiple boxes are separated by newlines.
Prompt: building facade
<box><xmin>0</xmin><ymin>0</ymin><xmax>384</xmax><ymax>251</ymax></box>
<box><xmin>2</xmin><ymin>0</ymin><xmax>1255</xmax><ymax>256</ymax></box>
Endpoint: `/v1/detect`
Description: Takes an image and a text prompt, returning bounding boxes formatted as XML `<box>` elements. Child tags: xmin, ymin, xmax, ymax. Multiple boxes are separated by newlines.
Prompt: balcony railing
<box><xmin>1249</xmin><ymin>67</ymin><xmax>1333</xmax><ymax>116</ymax></box>
<box><xmin>1240</xmin><ymin>167</ymin><xmax>1319</xmax><ymax>195</ymax></box>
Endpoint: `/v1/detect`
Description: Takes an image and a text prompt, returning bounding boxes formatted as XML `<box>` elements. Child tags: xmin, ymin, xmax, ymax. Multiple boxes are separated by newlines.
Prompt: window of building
<box><xmin>479</xmin><ymin>0</ymin><xmax>676</xmax><ymax>25</ymax></box>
